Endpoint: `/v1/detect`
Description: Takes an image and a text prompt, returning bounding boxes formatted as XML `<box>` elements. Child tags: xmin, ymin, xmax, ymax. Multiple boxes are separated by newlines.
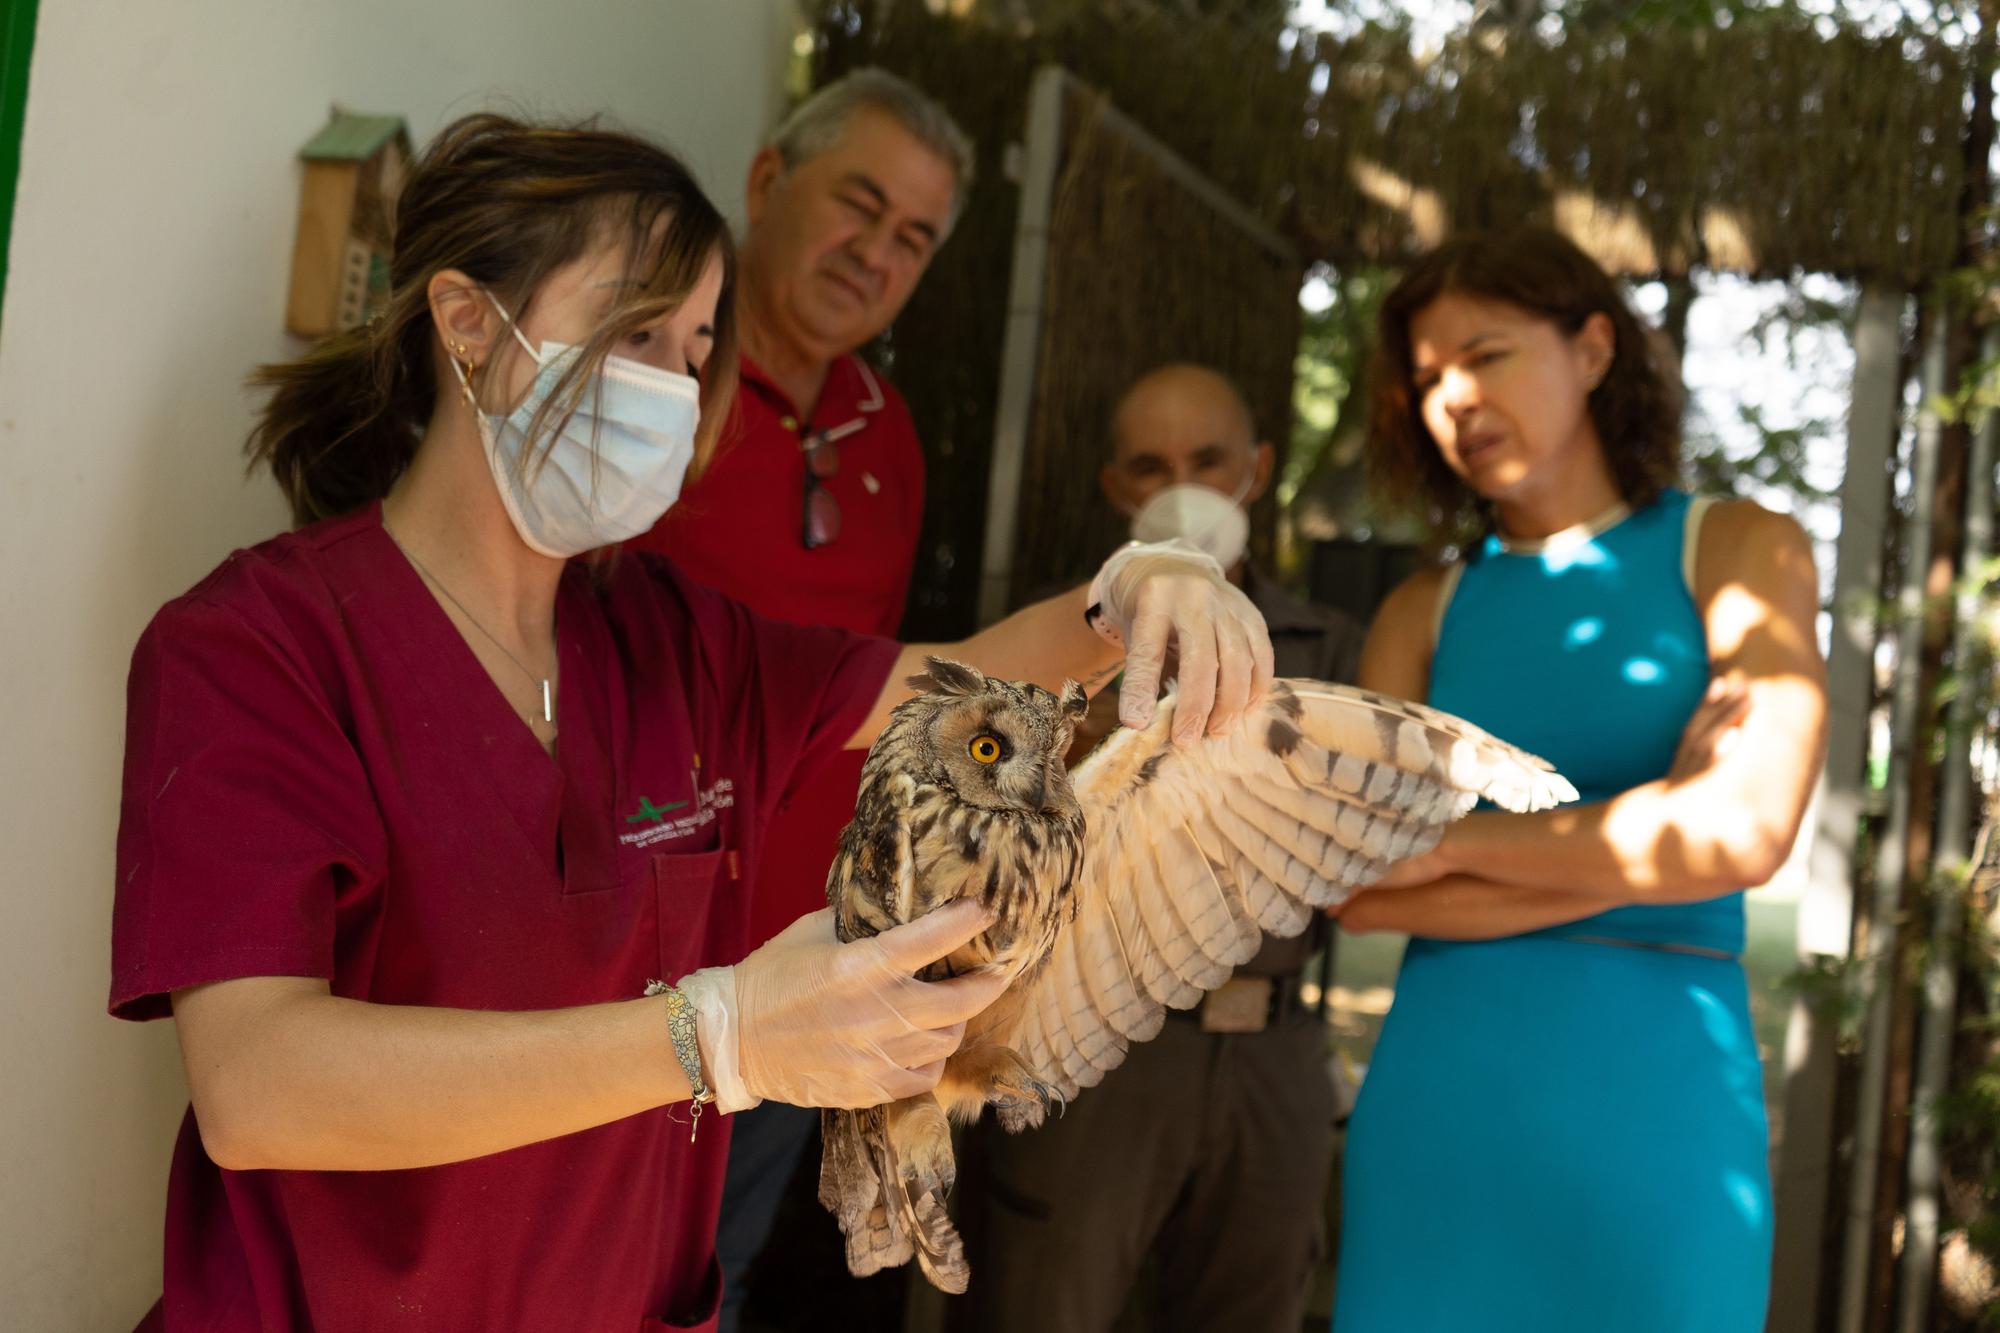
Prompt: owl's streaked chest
<box><xmin>833</xmin><ymin>776</ymin><xmax>1084</xmax><ymax>982</ymax></box>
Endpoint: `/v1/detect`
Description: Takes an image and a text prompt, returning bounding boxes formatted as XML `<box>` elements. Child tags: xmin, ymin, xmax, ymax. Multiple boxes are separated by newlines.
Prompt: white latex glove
<box><xmin>682</xmin><ymin>900</ymin><xmax>1006</xmax><ymax>1111</ymax></box>
<box><xmin>1088</xmin><ymin>538</ymin><xmax>1274</xmax><ymax>745</ymax></box>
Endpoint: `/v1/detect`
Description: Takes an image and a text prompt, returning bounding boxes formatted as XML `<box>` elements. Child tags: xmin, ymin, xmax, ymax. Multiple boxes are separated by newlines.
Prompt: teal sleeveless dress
<box><xmin>1332</xmin><ymin>491</ymin><xmax>1772</xmax><ymax>1332</ymax></box>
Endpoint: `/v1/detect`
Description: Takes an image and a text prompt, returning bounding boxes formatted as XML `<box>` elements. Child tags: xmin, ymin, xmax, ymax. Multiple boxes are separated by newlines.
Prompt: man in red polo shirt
<box><xmin>622</xmin><ymin>68</ymin><xmax>970</xmax><ymax>1330</ymax></box>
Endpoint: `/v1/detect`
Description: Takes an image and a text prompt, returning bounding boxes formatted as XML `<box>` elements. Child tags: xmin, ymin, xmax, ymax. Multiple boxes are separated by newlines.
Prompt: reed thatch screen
<box><xmin>985</xmin><ymin>70</ymin><xmax>1304</xmax><ymax>616</ymax></box>
<box><xmin>817</xmin><ymin>1</ymin><xmax>1970</xmax><ymax>636</ymax></box>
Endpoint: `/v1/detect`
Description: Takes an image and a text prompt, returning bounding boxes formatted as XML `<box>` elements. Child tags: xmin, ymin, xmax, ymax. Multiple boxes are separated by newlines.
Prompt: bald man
<box><xmin>964</xmin><ymin>364</ymin><xmax>1364</xmax><ymax>1333</ymax></box>
<box><xmin>1108</xmin><ymin>361</ymin><xmax>1272</xmax><ymax>574</ymax></box>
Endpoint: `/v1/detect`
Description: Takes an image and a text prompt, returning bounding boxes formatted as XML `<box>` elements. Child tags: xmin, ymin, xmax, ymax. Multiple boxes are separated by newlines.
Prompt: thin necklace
<box><xmin>1494</xmin><ymin>497</ymin><xmax>1634</xmax><ymax>555</ymax></box>
<box><xmin>384</xmin><ymin>524</ymin><xmax>556</xmax><ymax>727</ymax></box>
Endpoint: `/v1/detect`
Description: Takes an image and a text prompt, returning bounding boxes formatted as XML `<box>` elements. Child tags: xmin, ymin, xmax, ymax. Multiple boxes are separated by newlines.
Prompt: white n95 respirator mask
<box><xmin>1127</xmin><ymin>477</ymin><xmax>1253</xmax><ymax>569</ymax></box>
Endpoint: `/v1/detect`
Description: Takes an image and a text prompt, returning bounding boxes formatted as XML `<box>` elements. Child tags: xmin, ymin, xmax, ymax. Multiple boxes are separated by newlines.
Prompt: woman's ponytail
<box><xmin>245</xmin><ymin>281</ymin><xmax>438</xmax><ymax>527</ymax></box>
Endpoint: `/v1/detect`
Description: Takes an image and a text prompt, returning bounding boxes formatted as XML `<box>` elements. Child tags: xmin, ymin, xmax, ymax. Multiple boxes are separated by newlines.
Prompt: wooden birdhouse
<box><xmin>284</xmin><ymin>109</ymin><xmax>411</xmax><ymax>338</ymax></box>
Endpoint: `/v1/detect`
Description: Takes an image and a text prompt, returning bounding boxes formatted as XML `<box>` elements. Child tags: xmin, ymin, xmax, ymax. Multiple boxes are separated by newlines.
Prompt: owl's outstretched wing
<box><xmin>989</xmin><ymin>679</ymin><xmax>1578</xmax><ymax>1101</ymax></box>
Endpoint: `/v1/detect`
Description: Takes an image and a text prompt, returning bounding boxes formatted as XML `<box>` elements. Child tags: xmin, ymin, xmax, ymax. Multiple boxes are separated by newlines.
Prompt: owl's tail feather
<box><xmin>820</xmin><ymin>1107</ymin><xmax>910</xmax><ymax>1279</ymax></box>
<box><xmin>818</xmin><ymin>1102</ymin><xmax>970</xmax><ymax>1294</ymax></box>
<box><xmin>902</xmin><ymin>1182</ymin><xmax>969</xmax><ymax>1295</ymax></box>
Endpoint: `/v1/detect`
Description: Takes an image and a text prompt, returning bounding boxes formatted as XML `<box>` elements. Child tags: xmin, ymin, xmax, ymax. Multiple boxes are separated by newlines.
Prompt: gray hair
<box><xmin>769</xmin><ymin>68</ymin><xmax>975</xmax><ymax>231</ymax></box>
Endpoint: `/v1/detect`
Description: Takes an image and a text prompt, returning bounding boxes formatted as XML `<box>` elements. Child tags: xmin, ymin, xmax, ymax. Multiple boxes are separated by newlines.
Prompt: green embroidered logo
<box><xmin>626</xmin><ymin>795</ymin><xmax>689</xmax><ymax>825</ymax></box>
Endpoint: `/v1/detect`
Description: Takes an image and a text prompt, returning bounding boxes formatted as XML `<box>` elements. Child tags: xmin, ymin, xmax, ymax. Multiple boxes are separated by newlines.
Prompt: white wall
<box><xmin>0</xmin><ymin>3</ymin><xmax>798</xmax><ymax>1325</ymax></box>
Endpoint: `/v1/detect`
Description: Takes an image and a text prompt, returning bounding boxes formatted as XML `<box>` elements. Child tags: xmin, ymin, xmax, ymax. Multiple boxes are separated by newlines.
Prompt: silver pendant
<box><xmin>541</xmin><ymin>679</ymin><xmax>553</xmax><ymax>724</ymax></box>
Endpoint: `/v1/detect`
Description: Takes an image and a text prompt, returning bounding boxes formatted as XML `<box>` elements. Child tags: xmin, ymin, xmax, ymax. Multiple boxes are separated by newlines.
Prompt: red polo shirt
<box><xmin>110</xmin><ymin>502</ymin><xmax>898</xmax><ymax>1332</ymax></box>
<box><xmin>627</xmin><ymin>352</ymin><xmax>925</xmax><ymax>947</ymax></box>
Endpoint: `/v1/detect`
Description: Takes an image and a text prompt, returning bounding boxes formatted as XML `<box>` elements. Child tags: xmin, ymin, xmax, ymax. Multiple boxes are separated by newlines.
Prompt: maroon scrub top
<box><xmin>109</xmin><ymin>502</ymin><xmax>899</xmax><ymax>1332</ymax></box>
<box><xmin>626</xmin><ymin>351</ymin><xmax>926</xmax><ymax>950</ymax></box>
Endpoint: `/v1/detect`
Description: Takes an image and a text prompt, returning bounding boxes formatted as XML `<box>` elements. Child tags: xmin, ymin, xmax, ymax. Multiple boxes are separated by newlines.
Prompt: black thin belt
<box><xmin>1555</xmin><ymin>933</ymin><xmax>1738</xmax><ymax>962</ymax></box>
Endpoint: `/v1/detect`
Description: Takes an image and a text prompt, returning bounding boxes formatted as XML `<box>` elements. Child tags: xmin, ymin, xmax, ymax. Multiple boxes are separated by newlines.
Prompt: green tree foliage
<box><xmin>1286</xmin><ymin>266</ymin><xmax>1390</xmax><ymax>509</ymax></box>
<box><xmin>1680</xmin><ymin>279</ymin><xmax>1851</xmax><ymax>510</ymax></box>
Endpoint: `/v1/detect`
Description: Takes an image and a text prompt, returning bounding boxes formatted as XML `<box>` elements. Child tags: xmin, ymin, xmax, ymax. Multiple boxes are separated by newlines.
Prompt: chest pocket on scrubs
<box><xmin>652</xmin><ymin>848</ymin><xmax>732</xmax><ymax>983</ymax></box>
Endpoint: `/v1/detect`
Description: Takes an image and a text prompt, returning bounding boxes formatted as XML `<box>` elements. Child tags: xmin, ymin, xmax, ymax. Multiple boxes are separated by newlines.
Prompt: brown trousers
<box><xmin>957</xmin><ymin>1013</ymin><xmax>1335</xmax><ymax>1333</ymax></box>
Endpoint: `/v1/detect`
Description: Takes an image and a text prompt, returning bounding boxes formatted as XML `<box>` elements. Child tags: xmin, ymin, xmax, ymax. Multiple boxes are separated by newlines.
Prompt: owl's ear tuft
<box><xmin>1059</xmin><ymin>680</ymin><xmax>1088</xmax><ymax>720</ymax></box>
<box><xmin>908</xmin><ymin>656</ymin><xmax>988</xmax><ymax>697</ymax></box>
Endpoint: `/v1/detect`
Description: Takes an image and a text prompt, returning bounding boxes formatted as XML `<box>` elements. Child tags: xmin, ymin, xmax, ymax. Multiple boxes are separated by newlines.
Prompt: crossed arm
<box><xmin>1338</xmin><ymin>501</ymin><xmax>1828</xmax><ymax>939</ymax></box>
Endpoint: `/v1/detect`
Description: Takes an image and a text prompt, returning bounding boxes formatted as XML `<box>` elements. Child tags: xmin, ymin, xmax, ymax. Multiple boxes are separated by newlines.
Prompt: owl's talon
<box><xmin>988</xmin><ymin>1068</ymin><xmax>1059</xmax><ymax>1133</ymax></box>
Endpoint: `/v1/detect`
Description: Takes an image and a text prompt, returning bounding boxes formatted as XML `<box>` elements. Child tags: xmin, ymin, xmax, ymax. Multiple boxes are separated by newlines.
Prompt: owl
<box><xmin>825</xmin><ymin>657</ymin><xmax>1089</xmax><ymax>981</ymax></box>
<box><xmin>819</xmin><ymin>657</ymin><xmax>1577</xmax><ymax>1294</ymax></box>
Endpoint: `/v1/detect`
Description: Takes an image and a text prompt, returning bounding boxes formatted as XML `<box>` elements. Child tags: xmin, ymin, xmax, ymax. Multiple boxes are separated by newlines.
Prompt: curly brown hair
<box><xmin>1364</xmin><ymin>226</ymin><xmax>1682</xmax><ymax>542</ymax></box>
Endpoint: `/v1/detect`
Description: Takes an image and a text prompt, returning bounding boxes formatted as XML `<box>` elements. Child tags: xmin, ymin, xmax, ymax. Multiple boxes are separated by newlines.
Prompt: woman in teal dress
<box><xmin>1331</xmin><ymin>227</ymin><xmax>1828</xmax><ymax>1332</ymax></box>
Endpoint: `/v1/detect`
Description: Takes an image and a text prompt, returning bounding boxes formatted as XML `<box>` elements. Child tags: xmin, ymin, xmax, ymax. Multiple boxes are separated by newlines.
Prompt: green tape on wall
<box><xmin>0</xmin><ymin>0</ymin><xmax>41</xmax><ymax>334</ymax></box>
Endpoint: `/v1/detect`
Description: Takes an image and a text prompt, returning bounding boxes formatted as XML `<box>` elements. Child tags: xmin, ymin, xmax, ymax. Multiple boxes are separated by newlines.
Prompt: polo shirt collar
<box><xmin>740</xmin><ymin>351</ymin><xmax>885</xmax><ymax>446</ymax></box>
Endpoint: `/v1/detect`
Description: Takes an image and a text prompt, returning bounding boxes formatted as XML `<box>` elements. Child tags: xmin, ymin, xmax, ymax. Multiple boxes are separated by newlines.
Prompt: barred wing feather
<box><xmin>999</xmin><ymin>679</ymin><xmax>1576</xmax><ymax>1101</ymax></box>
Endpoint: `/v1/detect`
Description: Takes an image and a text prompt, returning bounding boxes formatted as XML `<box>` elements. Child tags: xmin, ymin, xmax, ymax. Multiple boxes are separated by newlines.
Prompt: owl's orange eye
<box><xmin>969</xmin><ymin>735</ymin><xmax>1004</xmax><ymax>765</ymax></box>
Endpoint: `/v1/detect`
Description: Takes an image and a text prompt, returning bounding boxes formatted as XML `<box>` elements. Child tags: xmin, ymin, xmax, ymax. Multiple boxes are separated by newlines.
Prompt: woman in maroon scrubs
<box><xmin>109</xmin><ymin>115</ymin><xmax>1269</xmax><ymax>1333</ymax></box>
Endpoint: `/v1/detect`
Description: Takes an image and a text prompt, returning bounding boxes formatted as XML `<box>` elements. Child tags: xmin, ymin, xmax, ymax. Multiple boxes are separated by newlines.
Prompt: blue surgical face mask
<box><xmin>452</xmin><ymin>293</ymin><xmax>701</xmax><ymax>558</ymax></box>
